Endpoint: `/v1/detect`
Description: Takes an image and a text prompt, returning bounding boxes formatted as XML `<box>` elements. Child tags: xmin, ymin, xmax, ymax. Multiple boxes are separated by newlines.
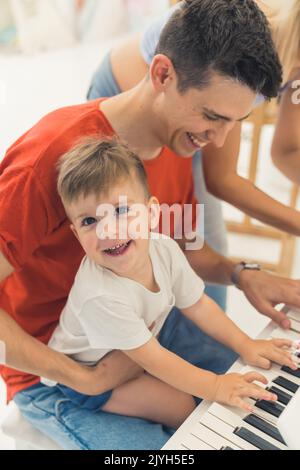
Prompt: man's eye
<box><xmin>115</xmin><ymin>206</ymin><xmax>130</xmax><ymax>216</ymax></box>
<box><xmin>204</xmin><ymin>114</ymin><xmax>219</xmax><ymax>122</ymax></box>
<box><xmin>82</xmin><ymin>217</ymin><xmax>97</xmax><ymax>227</ymax></box>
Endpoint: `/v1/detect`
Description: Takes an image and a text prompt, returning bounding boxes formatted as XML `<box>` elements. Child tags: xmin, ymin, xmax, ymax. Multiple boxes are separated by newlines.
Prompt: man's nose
<box><xmin>208</xmin><ymin>121</ymin><xmax>235</xmax><ymax>148</ymax></box>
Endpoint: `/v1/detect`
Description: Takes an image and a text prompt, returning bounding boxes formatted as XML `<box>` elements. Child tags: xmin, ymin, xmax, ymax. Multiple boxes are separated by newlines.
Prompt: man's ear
<box><xmin>70</xmin><ymin>224</ymin><xmax>80</xmax><ymax>241</ymax></box>
<box><xmin>149</xmin><ymin>197</ymin><xmax>160</xmax><ymax>230</ymax></box>
<box><xmin>149</xmin><ymin>54</ymin><xmax>175</xmax><ymax>92</ymax></box>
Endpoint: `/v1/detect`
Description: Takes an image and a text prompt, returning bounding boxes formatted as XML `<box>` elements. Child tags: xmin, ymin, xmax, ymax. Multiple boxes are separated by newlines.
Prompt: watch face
<box><xmin>245</xmin><ymin>263</ymin><xmax>261</xmax><ymax>269</ymax></box>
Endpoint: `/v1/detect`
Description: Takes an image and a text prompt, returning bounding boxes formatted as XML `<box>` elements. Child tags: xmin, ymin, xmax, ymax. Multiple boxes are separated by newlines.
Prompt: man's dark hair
<box><xmin>156</xmin><ymin>0</ymin><xmax>282</xmax><ymax>99</ymax></box>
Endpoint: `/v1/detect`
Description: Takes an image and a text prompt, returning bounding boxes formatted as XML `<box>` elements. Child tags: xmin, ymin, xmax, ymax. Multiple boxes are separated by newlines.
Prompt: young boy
<box><xmin>43</xmin><ymin>138</ymin><xmax>298</xmax><ymax>429</ymax></box>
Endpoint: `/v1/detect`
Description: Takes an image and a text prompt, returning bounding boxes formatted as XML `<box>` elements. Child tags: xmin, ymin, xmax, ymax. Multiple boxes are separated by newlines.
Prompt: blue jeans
<box><xmin>88</xmin><ymin>53</ymin><xmax>228</xmax><ymax>310</ymax></box>
<box><xmin>14</xmin><ymin>308</ymin><xmax>237</xmax><ymax>450</ymax></box>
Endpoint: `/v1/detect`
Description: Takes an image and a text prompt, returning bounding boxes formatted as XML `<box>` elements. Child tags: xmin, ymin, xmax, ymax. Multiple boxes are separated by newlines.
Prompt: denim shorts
<box><xmin>14</xmin><ymin>308</ymin><xmax>237</xmax><ymax>450</ymax></box>
<box><xmin>57</xmin><ymin>384</ymin><xmax>113</xmax><ymax>411</ymax></box>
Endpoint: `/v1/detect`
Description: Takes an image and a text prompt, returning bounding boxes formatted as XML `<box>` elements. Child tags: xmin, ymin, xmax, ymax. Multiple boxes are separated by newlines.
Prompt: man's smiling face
<box><xmin>151</xmin><ymin>59</ymin><xmax>257</xmax><ymax>157</ymax></box>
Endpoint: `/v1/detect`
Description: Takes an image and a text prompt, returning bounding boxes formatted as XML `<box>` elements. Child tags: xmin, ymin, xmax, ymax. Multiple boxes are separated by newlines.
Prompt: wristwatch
<box><xmin>231</xmin><ymin>261</ymin><xmax>261</xmax><ymax>289</ymax></box>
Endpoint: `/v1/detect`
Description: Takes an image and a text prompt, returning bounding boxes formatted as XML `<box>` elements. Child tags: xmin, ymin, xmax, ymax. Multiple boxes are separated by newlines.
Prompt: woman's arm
<box><xmin>203</xmin><ymin>122</ymin><xmax>300</xmax><ymax>236</ymax></box>
<box><xmin>110</xmin><ymin>34</ymin><xmax>149</xmax><ymax>92</ymax></box>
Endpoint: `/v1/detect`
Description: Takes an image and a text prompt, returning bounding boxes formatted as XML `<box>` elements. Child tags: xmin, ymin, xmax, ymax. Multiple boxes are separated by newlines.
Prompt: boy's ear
<box><xmin>149</xmin><ymin>197</ymin><xmax>160</xmax><ymax>230</ymax></box>
<box><xmin>70</xmin><ymin>224</ymin><xmax>79</xmax><ymax>241</ymax></box>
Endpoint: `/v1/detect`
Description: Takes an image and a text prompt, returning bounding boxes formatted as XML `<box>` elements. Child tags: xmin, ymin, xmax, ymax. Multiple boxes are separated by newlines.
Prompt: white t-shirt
<box><xmin>45</xmin><ymin>234</ymin><xmax>204</xmax><ymax>375</ymax></box>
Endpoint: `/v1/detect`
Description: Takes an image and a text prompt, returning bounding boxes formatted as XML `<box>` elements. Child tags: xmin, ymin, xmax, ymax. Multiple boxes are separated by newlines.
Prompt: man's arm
<box><xmin>203</xmin><ymin>122</ymin><xmax>300</xmax><ymax>236</ymax></box>
<box><xmin>182</xmin><ymin>240</ymin><xmax>235</xmax><ymax>285</ymax></box>
<box><xmin>0</xmin><ymin>251</ymin><xmax>142</xmax><ymax>395</ymax></box>
<box><xmin>181</xmin><ymin>241</ymin><xmax>300</xmax><ymax>329</ymax></box>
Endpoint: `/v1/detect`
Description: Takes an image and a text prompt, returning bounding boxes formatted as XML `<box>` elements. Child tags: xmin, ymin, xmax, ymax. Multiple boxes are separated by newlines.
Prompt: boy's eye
<box><xmin>82</xmin><ymin>217</ymin><xmax>97</xmax><ymax>227</ymax></box>
<box><xmin>115</xmin><ymin>206</ymin><xmax>130</xmax><ymax>216</ymax></box>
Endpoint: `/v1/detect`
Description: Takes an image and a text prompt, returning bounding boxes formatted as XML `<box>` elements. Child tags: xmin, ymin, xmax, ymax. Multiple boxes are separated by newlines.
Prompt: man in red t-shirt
<box><xmin>1</xmin><ymin>0</ymin><xmax>299</xmax><ymax>450</ymax></box>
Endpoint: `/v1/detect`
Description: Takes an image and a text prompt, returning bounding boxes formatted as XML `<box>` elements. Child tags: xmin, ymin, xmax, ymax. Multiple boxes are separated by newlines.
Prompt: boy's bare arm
<box><xmin>181</xmin><ymin>294</ymin><xmax>297</xmax><ymax>371</ymax></box>
<box><xmin>122</xmin><ymin>337</ymin><xmax>218</xmax><ymax>401</ymax></box>
<box><xmin>122</xmin><ymin>335</ymin><xmax>286</xmax><ymax>411</ymax></box>
<box><xmin>0</xmin><ymin>251</ymin><xmax>142</xmax><ymax>395</ymax></box>
<box><xmin>181</xmin><ymin>294</ymin><xmax>249</xmax><ymax>354</ymax></box>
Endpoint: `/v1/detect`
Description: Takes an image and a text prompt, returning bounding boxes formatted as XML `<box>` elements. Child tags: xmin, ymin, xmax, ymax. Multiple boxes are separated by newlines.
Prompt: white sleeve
<box><xmin>167</xmin><ymin>239</ymin><xmax>205</xmax><ymax>309</ymax></box>
<box><xmin>77</xmin><ymin>296</ymin><xmax>152</xmax><ymax>350</ymax></box>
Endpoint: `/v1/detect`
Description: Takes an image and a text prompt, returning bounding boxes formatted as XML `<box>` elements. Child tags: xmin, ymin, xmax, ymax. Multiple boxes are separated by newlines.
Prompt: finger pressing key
<box><xmin>243</xmin><ymin>371</ymin><xmax>268</xmax><ymax>385</ymax></box>
<box><xmin>273</xmin><ymin>338</ymin><xmax>293</xmax><ymax>349</ymax></box>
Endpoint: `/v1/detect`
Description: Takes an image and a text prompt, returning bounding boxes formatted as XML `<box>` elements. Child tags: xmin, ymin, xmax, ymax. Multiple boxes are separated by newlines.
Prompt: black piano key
<box><xmin>266</xmin><ymin>386</ymin><xmax>292</xmax><ymax>406</ymax></box>
<box><xmin>234</xmin><ymin>427</ymin><xmax>280</xmax><ymax>450</ymax></box>
<box><xmin>281</xmin><ymin>365</ymin><xmax>300</xmax><ymax>379</ymax></box>
<box><xmin>273</xmin><ymin>376</ymin><xmax>299</xmax><ymax>394</ymax></box>
<box><xmin>254</xmin><ymin>400</ymin><xmax>284</xmax><ymax>418</ymax></box>
<box><xmin>243</xmin><ymin>414</ymin><xmax>286</xmax><ymax>445</ymax></box>
<box><xmin>220</xmin><ymin>446</ymin><xmax>235</xmax><ymax>450</ymax></box>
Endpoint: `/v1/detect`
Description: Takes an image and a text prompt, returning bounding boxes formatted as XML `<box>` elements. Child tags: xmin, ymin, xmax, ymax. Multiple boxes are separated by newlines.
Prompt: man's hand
<box><xmin>238</xmin><ymin>269</ymin><xmax>300</xmax><ymax>329</ymax></box>
<box><xmin>78</xmin><ymin>350</ymin><xmax>144</xmax><ymax>396</ymax></box>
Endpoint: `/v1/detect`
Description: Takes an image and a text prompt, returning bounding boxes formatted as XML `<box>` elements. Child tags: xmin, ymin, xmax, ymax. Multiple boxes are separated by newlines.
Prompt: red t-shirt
<box><xmin>0</xmin><ymin>99</ymin><xmax>198</xmax><ymax>401</ymax></box>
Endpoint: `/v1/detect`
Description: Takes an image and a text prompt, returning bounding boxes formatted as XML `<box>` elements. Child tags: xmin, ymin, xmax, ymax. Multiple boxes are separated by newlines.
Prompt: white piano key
<box><xmin>207</xmin><ymin>403</ymin><xmax>287</xmax><ymax>450</ymax></box>
<box><xmin>177</xmin><ymin>444</ymin><xmax>192</xmax><ymax>451</ymax></box>
<box><xmin>206</xmin><ymin>393</ymin><xmax>278</xmax><ymax>426</ymax></box>
<box><xmin>248</xmin><ymin>400</ymin><xmax>279</xmax><ymax>426</ymax></box>
<box><xmin>270</xmin><ymin>327</ymin><xmax>299</xmax><ymax>342</ymax></box>
<box><xmin>285</xmin><ymin>307</ymin><xmax>300</xmax><ymax>322</ymax></box>
<box><xmin>163</xmin><ymin>319</ymin><xmax>298</xmax><ymax>450</ymax></box>
<box><xmin>239</xmin><ymin>364</ymin><xmax>300</xmax><ymax>388</ymax></box>
<box><xmin>180</xmin><ymin>433</ymin><xmax>215</xmax><ymax>451</ymax></box>
<box><xmin>198</xmin><ymin>413</ymin><xmax>258</xmax><ymax>450</ymax></box>
<box><xmin>189</xmin><ymin>422</ymin><xmax>240</xmax><ymax>450</ymax></box>
<box><xmin>290</xmin><ymin>319</ymin><xmax>300</xmax><ymax>334</ymax></box>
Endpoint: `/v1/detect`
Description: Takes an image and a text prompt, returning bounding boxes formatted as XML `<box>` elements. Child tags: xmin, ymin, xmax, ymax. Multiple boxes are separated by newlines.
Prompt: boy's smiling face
<box><xmin>65</xmin><ymin>175</ymin><xmax>159</xmax><ymax>278</ymax></box>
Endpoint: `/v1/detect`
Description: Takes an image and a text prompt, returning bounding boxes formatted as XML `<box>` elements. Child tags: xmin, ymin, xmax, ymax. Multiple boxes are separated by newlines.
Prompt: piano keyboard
<box><xmin>163</xmin><ymin>307</ymin><xmax>300</xmax><ymax>451</ymax></box>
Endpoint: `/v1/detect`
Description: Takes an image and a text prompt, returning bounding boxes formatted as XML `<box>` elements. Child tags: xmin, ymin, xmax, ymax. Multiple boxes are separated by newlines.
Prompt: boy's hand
<box><xmin>213</xmin><ymin>371</ymin><xmax>277</xmax><ymax>412</ymax></box>
<box><xmin>239</xmin><ymin>338</ymin><xmax>299</xmax><ymax>371</ymax></box>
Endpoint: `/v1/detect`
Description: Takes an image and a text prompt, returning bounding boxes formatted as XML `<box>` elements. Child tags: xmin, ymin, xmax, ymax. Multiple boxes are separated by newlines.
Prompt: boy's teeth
<box><xmin>106</xmin><ymin>241</ymin><xmax>129</xmax><ymax>252</ymax></box>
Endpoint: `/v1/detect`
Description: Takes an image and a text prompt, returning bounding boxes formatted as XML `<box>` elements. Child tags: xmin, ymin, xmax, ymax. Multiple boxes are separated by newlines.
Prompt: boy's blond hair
<box><xmin>57</xmin><ymin>138</ymin><xmax>151</xmax><ymax>204</ymax></box>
